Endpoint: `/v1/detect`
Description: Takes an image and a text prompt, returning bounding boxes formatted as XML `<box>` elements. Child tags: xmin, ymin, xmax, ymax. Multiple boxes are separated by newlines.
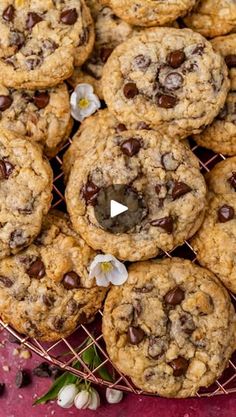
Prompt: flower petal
<box><xmin>75</xmin><ymin>83</ymin><xmax>94</xmax><ymax>97</ymax></box>
<box><xmin>109</xmin><ymin>266</ymin><xmax>128</xmax><ymax>286</ymax></box>
<box><xmin>96</xmin><ymin>275</ymin><xmax>110</xmax><ymax>287</ymax></box>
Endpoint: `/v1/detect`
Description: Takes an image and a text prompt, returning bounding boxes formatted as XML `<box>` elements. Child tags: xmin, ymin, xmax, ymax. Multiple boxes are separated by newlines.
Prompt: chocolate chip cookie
<box><xmin>206</xmin><ymin>157</ymin><xmax>236</xmax><ymax>195</ymax></box>
<box><xmin>184</xmin><ymin>0</ymin><xmax>236</xmax><ymax>38</ymax></box>
<box><xmin>102</xmin><ymin>28</ymin><xmax>229</xmax><ymax>140</ymax></box>
<box><xmin>194</xmin><ymin>35</ymin><xmax>236</xmax><ymax>156</ymax></box>
<box><xmin>102</xmin><ymin>258</ymin><xmax>236</xmax><ymax>397</ymax></box>
<box><xmin>0</xmin><ymin>210</ymin><xmax>107</xmax><ymax>341</ymax></box>
<box><xmin>0</xmin><ymin>0</ymin><xmax>94</xmax><ymax>89</ymax></box>
<box><xmin>68</xmin><ymin>1</ymin><xmax>134</xmax><ymax>99</ymax></box>
<box><xmin>101</xmin><ymin>0</ymin><xmax>197</xmax><ymax>27</ymax></box>
<box><xmin>0</xmin><ymin>83</ymin><xmax>72</xmax><ymax>158</ymax></box>
<box><xmin>0</xmin><ymin>128</ymin><xmax>53</xmax><ymax>259</ymax></box>
<box><xmin>65</xmin><ymin>123</ymin><xmax>206</xmax><ymax>261</ymax></box>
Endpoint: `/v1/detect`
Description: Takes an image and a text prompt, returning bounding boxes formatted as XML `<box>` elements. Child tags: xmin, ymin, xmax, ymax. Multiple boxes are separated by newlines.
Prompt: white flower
<box><xmin>70</xmin><ymin>83</ymin><xmax>101</xmax><ymax>122</ymax></box>
<box><xmin>106</xmin><ymin>388</ymin><xmax>123</xmax><ymax>404</ymax></box>
<box><xmin>57</xmin><ymin>384</ymin><xmax>78</xmax><ymax>409</ymax></box>
<box><xmin>74</xmin><ymin>390</ymin><xmax>91</xmax><ymax>410</ymax></box>
<box><xmin>89</xmin><ymin>254</ymin><xmax>128</xmax><ymax>287</ymax></box>
<box><xmin>88</xmin><ymin>388</ymin><xmax>100</xmax><ymax>410</ymax></box>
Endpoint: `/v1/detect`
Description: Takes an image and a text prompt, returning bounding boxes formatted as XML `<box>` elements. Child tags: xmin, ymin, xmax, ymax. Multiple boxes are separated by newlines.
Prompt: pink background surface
<box><xmin>0</xmin><ymin>330</ymin><xmax>235</xmax><ymax>417</ymax></box>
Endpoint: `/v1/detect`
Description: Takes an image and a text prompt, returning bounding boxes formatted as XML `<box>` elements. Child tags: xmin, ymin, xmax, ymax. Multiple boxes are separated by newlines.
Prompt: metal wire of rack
<box><xmin>0</xmin><ymin>137</ymin><xmax>236</xmax><ymax>398</ymax></box>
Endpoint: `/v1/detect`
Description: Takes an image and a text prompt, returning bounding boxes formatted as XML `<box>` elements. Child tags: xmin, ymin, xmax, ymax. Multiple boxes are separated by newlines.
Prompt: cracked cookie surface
<box><xmin>65</xmin><ymin>115</ymin><xmax>206</xmax><ymax>261</ymax></box>
<box><xmin>0</xmin><ymin>210</ymin><xmax>106</xmax><ymax>341</ymax></box>
<box><xmin>102</xmin><ymin>258</ymin><xmax>236</xmax><ymax>397</ymax></box>
<box><xmin>0</xmin><ymin>83</ymin><xmax>72</xmax><ymax>157</ymax></box>
<box><xmin>0</xmin><ymin>128</ymin><xmax>53</xmax><ymax>259</ymax></box>
<box><xmin>0</xmin><ymin>0</ymin><xmax>94</xmax><ymax>89</ymax></box>
<box><xmin>101</xmin><ymin>0</ymin><xmax>197</xmax><ymax>27</ymax></box>
<box><xmin>102</xmin><ymin>28</ymin><xmax>229</xmax><ymax>139</ymax></box>
<box><xmin>194</xmin><ymin>35</ymin><xmax>236</xmax><ymax>156</ymax></box>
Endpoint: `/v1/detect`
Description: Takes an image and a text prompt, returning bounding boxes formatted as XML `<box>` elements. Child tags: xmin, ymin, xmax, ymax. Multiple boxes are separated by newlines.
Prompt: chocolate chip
<box><xmin>127</xmin><ymin>326</ymin><xmax>145</xmax><ymax>345</ymax></box>
<box><xmin>0</xmin><ymin>383</ymin><xmax>5</xmax><ymax>397</ymax></box>
<box><xmin>53</xmin><ymin>317</ymin><xmax>64</xmax><ymax>331</ymax></box>
<box><xmin>228</xmin><ymin>172</ymin><xmax>236</xmax><ymax>190</ymax></box>
<box><xmin>33</xmin><ymin>362</ymin><xmax>52</xmax><ymax>378</ymax></box>
<box><xmin>148</xmin><ymin>337</ymin><xmax>166</xmax><ymax>359</ymax></box>
<box><xmin>60</xmin><ymin>8</ymin><xmax>78</xmax><ymax>25</ymax></box>
<box><xmin>133</xmin><ymin>55</ymin><xmax>151</xmax><ymax>69</ymax></box>
<box><xmin>116</xmin><ymin>123</ymin><xmax>127</xmax><ymax>133</ymax></box>
<box><xmin>42</xmin><ymin>295</ymin><xmax>54</xmax><ymax>308</ymax></box>
<box><xmin>33</xmin><ymin>91</ymin><xmax>50</xmax><ymax>109</ymax></box>
<box><xmin>27</xmin><ymin>258</ymin><xmax>45</xmax><ymax>279</ymax></box>
<box><xmin>165</xmin><ymin>286</ymin><xmax>185</xmax><ymax>305</ymax></box>
<box><xmin>167</xmin><ymin>50</ymin><xmax>186</xmax><ymax>68</ymax></box>
<box><xmin>172</xmin><ymin>182</ymin><xmax>192</xmax><ymax>200</ymax></box>
<box><xmin>133</xmin><ymin>283</ymin><xmax>154</xmax><ymax>293</ymax></box>
<box><xmin>2</xmin><ymin>5</ymin><xmax>15</xmax><ymax>22</ymax></box>
<box><xmin>164</xmin><ymin>72</ymin><xmax>183</xmax><ymax>90</ymax></box>
<box><xmin>10</xmin><ymin>230</ymin><xmax>28</xmax><ymax>249</ymax></box>
<box><xmin>155</xmin><ymin>185</ymin><xmax>161</xmax><ymax>195</ymax></box>
<box><xmin>26</xmin><ymin>57</ymin><xmax>42</xmax><ymax>70</ymax></box>
<box><xmin>66</xmin><ymin>299</ymin><xmax>78</xmax><ymax>315</ymax></box>
<box><xmin>0</xmin><ymin>160</ymin><xmax>14</xmax><ymax>179</ymax></box>
<box><xmin>26</xmin><ymin>12</ymin><xmax>43</xmax><ymax>30</ymax></box>
<box><xmin>169</xmin><ymin>357</ymin><xmax>189</xmax><ymax>377</ymax></box>
<box><xmin>82</xmin><ymin>181</ymin><xmax>100</xmax><ymax>206</ymax></box>
<box><xmin>10</xmin><ymin>31</ymin><xmax>25</xmax><ymax>50</ymax></box>
<box><xmin>192</xmin><ymin>45</ymin><xmax>204</xmax><ymax>55</ymax></box>
<box><xmin>137</xmin><ymin>121</ymin><xmax>150</xmax><ymax>130</ymax></box>
<box><xmin>100</xmin><ymin>47</ymin><xmax>113</xmax><ymax>63</ymax></box>
<box><xmin>218</xmin><ymin>205</ymin><xmax>235</xmax><ymax>223</ymax></box>
<box><xmin>225</xmin><ymin>55</ymin><xmax>236</xmax><ymax>68</ymax></box>
<box><xmin>151</xmin><ymin>216</ymin><xmax>174</xmax><ymax>234</ymax></box>
<box><xmin>0</xmin><ymin>95</ymin><xmax>13</xmax><ymax>111</ymax></box>
<box><xmin>62</xmin><ymin>271</ymin><xmax>80</xmax><ymax>290</ymax></box>
<box><xmin>180</xmin><ymin>314</ymin><xmax>196</xmax><ymax>335</ymax></box>
<box><xmin>120</xmin><ymin>138</ymin><xmax>141</xmax><ymax>157</ymax></box>
<box><xmin>15</xmin><ymin>370</ymin><xmax>31</xmax><ymax>388</ymax></box>
<box><xmin>0</xmin><ymin>275</ymin><xmax>14</xmax><ymax>288</ymax></box>
<box><xmin>78</xmin><ymin>311</ymin><xmax>87</xmax><ymax>324</ymax></box>
<box><xmin>123</xmin><ymin>83</ymin><xmax>138</xmax><ymax>99</ymax></box>
<box><xmin>157</xmin><ymin>94</ymin><xmax>177</xmax><ymax>108</ymax></box>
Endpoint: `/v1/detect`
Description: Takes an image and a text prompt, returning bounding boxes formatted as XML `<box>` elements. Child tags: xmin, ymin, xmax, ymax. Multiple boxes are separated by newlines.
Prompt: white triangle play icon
<box><xmin>110</xmin><ymin>200</ymin><xmax>128</xmax><ymax>218</ymax></box>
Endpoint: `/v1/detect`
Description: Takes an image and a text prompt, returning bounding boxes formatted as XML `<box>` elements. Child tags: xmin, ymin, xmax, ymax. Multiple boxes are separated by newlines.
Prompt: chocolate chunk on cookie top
<box><xmin>0</xmin><ymin>211</ymin><xmax>107</xmax><ymax>342</ymax></box>
<box><xmin>0</xmin><ymin>128</ymin><xmax>53</xmax><ymax>259</ymax></box>
<box><xmin>0</xmin><ymin>0</ymin><xmax>94</xmax><ymax>89</ymax></box>
<box><xmin>102</xmin><ymin>258</ymin><xmax>236</xmax><ymax>397</ymax></box>
<box><xmin>65</xmin><ymin>110</ymin><xmax>206</xmax><ymax>262</ymax></box>
<box><xmin>102</xmin><ymin>28</ymin><xmax>229</xmax><ymax>139</ymax></box>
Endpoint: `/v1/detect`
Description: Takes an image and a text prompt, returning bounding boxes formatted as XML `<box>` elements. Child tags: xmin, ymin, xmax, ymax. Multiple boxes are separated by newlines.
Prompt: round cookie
<box><xmin>0</xmin><ymin>83</ymin><xmax>73</xmax><ymax>158</ymax></box>
<box><xmin>0</xmin><ymin>210</ymin><xmax>107</xmax><ymax>342</ymax></box>
<box><xmin>65</xmin><ymin>126</ymin><xmax>206</xmax><ymax>262</ymax></box>
<box><xmin>102</xmin><ymin>258</ymin><xmax>236</xmax><ymax>397</ymax></box>
<box><xmin>0</xmin><ymin>128</ymin><xmax>53</xmax><ymax>259</ymax></box>
<box><xmin>0</xmin><ymin>0</ymin><xmax>94</xmax><ymax>89</ymax></box>
<box><xmin>184</xmin><ymin>0</ymin><xmax>236</xmax><ymax>38</ymax></box>
<box><xmin>102</xmin><ymin>28</ymin><xmax>229</xmax><ymax>140</ymax></box>
<box><xmin>68</xmin><ymin>1</ymin><xmax>134</xmax><ymax>99</ymax></box>
<box><xmin>206</xmin><ymin>157</ymin><xmax>236</xmax><ymax>195</ymax></box>
<box><xmin>194</xmin><ymin>35</ymin><xmax>236</xmax><ymax>156</ymax></box>
<box><xmin>100</xmin><ymin>0</ymin><xmax>197</xmax><ymax>27</ymax></box>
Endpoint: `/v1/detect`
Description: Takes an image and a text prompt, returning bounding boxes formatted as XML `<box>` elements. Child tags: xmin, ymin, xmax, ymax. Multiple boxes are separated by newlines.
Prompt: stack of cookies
<box><xmin>0</xmin><ymin>0</ymin><xmax>236</xmax><ymax>399</ymax></box>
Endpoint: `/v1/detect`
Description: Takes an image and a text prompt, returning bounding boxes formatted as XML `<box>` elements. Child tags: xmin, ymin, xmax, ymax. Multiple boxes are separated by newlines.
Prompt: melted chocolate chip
<box><xmin>10</xmin><ymin>230</ymin><xmax>28</xmax><ymax>249</ymax></box>
<box><xmin>53</xmin><ymin>317</ymin><xmax>65</xmax><ymax>331</ymax></box>
<box><xmin>165</xmin><ymin>286</ymin><xmax>185</xmax><ymax>305</ymax></box>
<box><xmin>120</xmin><ymin>138</ymin><xmax>141</xmax><ymax>157</ymax></box>
<box><xmin>26</xmin><ymin>12</ymin><xmax>43</xmax><ymax>30</ymax></box>
<box><xmin>133</xmin><ymin>55</ymin><xmax>151</xmax><ymax>69</ymax></box>
<box><xmin>137</xmin><ymin>121</ymin><xmax>150</xmax><ymax>130</ymax></box>
<box><xmin>100</xmin><ymin>47</ymin><xmax>113</xmax><ymax>63</ymax></box>
<box><xmin>157</xmin><ymin>94</ymin><xmax>177</xmax><ymax>108</ymax></box>
<box><xmin>167</xmin><ymin>50</ymin><xmax>186</xmax><ymax>68</ymax></box>
<box><xmin>27</xmin><ymin>258</ymin><xmax>45</xmax><ymax>279</ymax></box>
<box><xmin>0</xmin><ymin>160</ymin><xmax>14</xmax><ymax>179</ymax></box>
<box><xmin>151</xmin><ymin>216</ymin><xmax>174</xmax><ymax>234</ymax></box>
<box><xmin>82</xmin><ymin>181</ymin><xmax>100</xmax><ymax>206</ymax></box>
<box><xmin>218</xmin><ymin>205</ymin><xmax>235</xmax><ymax>223</ymax></box>
<box><xmin>2</xmin><ymin>5</ymin><xmax>15</xmax><ymax>22</ymax></box>
<box><xmin>192</xmin><ymin>45</ymin><xmax>205</xmax><ymax>55</ymax></box>
<box><xmin>172</xmin><ymin>182</ymin><xmax>192</xmax><ymax>200</ymax></box>
<box><xmin>123</xmin><ymin>83</ymin><xmax>138</xmax><ymax>99</ymax></box>
<box><xmin>169</xmin><ymin>357</ymin><xmax>189</xmax><ymax>377</ymax></box>
<box><xmin>10</xmin><ymin>31</ymin><xmax>25</xmax><ymax>50</ymax></box>
<box><xmin>228</xmin><ymin>172</ymin><xmax>236</xmax><ymax>190</ymax></box>
<box><xmin>62</xmin><ymin>271</ymin><xmax>80</xmax><ymax>290</ymax></box>
<box><xmin>0</xmin><ymin>275</ymin><xmax>14</xmax><ymax>288</ymax></box>
<box><xmin>33</xmin><ymin>91</ymin><xmax>50</xmax><ymax>109</ymax></box>
<box><xmin>26</xmin><ymin>57</ymin><xmax>42</xmax><ymax>70</ymax></box>
<box><xmin>66</xmin><ymin>299</ymin><xmax>78</xmax><ymax>315</ymax></box>
<box><xmin>42</xmin><ymin>295</ymin><xmax>54</xmax><ymax>308</ymax></box>
<box><xmin>15</xmin><ymin>370</ymin><xmax>31</xmax><ymax>388</ymax></box>
<box><xmin>60</xmin><ymin>8</ymin><xmax>78</xmax><ymax>25</ymax></box>
<box><xmin>225</xmin><ymin>54</ymin><xmax>236</xmax><ymax>68</ymax></box>
<box><xmin>127</xmin><ymin>326</ymin><xmax>145</xmax><ymax>345</ymax></box>
<box><xmin>164</xmin><ymin>72</ymin><xmax>183</xmax><ymax>90</ymax></box>
<box><xmin>180</xmin><ymin>314</ymin><xmax>196</xmax><ymax>335</ymax></box>
<box><xmin>148</xmin><ymin>337</ymin><xmax>166</xmax><ymax>359</ymax></box>
<box><xmin>33</xmin><ymin>362</ymin><xmax>52</xmax><ymax>378</ymax></box>
<box><xmin>116</xmin><ymin>123</ymin><xmax>127</xmax><ymax>133</ymax></box>
<box><xmin>0</xmin><ymin>95</ymin><xmax>13</xmax><ymax>111</ymax></box>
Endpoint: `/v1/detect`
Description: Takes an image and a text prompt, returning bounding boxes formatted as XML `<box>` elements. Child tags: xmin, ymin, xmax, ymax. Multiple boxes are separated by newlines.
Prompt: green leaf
<box><xmin>82</xmin><ymin>344</ymin><xmax>96</xmax><ymax>365</ymax></box>
<box><xmin>93</xmin><ymin>353</ymin><xmax>113</xmax><ymax>382</ymax></box>
<box><xmin>33</xmin><ymin>371</ymin><xmax>78</xmax><ymax>405</ymax></box>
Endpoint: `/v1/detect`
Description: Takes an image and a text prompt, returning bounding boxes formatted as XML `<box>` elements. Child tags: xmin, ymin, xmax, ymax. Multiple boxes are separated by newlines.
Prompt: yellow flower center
<box><xmin>78</xmin><ymin>98</ymin><xmax>90</xmax><ymax>109</ymax></box>
<box><xmin>101</xmin><ymin>262</ymin><xmax>113</xmax><ymax>273</ymax></box>
<box><xmin>16</xmin><ymin>0</ymin><xmax>25</xmax><ymax>6</ymax></box>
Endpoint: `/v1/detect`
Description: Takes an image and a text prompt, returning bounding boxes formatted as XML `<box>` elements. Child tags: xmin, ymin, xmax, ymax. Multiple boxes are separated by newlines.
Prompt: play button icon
<box><xmin>94</xmin><ymin>184</ymin><xmax>148</xmax><ymax>234</ymax></box>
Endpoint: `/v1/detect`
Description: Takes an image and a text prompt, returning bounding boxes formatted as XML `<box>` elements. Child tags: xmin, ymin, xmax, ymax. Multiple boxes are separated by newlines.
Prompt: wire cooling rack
<box><xmin>0</xmin><ymin>137</ymin><xmax>236</xmax><ymax>398</ymax></box>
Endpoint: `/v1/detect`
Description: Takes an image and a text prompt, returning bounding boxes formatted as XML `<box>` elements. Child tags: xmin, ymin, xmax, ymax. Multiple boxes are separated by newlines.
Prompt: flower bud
<box><xmin>57</xmin><ymin>384</ymin><xmax>78</xmax><ymax>408</ymax></box>
<box><xmin>74</xmin><ymin>390</ymin><xmax>91</xmax><ymax>410</ymax></box>
<box><xmin>106</xmin><ymin>388</ymin><xmax>123</xmax><ymax>404</ymax></box>
<box><xmin>88</xmin><ymin>388</ymin><xmax>100</xmax><ymax>410</ymax></box>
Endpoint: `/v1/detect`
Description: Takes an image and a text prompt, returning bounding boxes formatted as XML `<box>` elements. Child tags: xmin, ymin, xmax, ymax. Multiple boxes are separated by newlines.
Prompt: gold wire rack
<box><xmin>0</xmin><ymin>137</ymin><xmax>236</xmax><ymax>398</ymax></box>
